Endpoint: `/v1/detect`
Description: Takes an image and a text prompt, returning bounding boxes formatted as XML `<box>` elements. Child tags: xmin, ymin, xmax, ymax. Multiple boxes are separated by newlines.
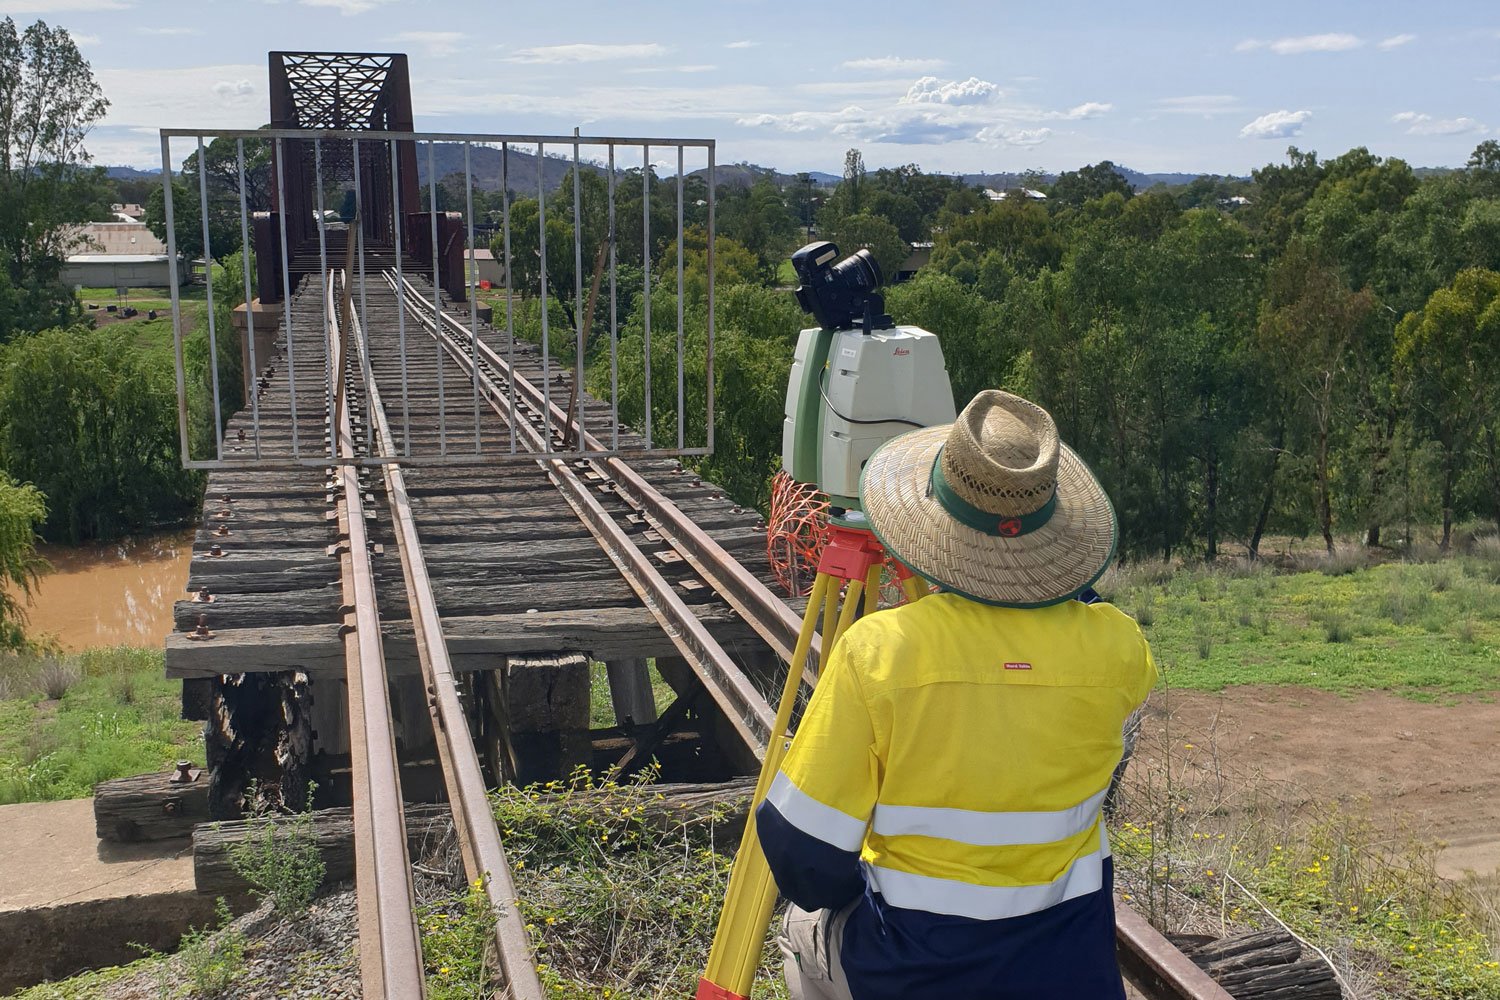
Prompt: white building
<box><xmin>60</xmin><ymin>222</ymin><xmax>185</xmax><ymax>288</ymax></box>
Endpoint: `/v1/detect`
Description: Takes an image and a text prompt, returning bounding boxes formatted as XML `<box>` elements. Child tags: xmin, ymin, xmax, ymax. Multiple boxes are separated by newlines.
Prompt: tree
<box><xmin>821</xmin><ymin>213</ymin><xmax>908</xmax><ymax>282</ymax></box>
<box><xmin>0</xmin><ymin>18</ymin><xmax>109</xmax><ymax>340</ymax></box>
<box><xmin>1395</xmin><ymin>269</ymin><xmax>1500</xmax><ymax>543</ymax></box>
<box><xmin>1048</xmin><ymin>161</ymin><xmax>1131</xmax><ymax>208</ymax></box>
<box><xmin>843</xmin><ymin>149</ymin><xmax>865</xmax><ymax>215</ymax></box>
<box><xmin>1257</xmin><ymin>241</ymin><xmax>1375</xmax><ymax>553</ymax></box>
<box><xmin>0</xmin><ymin>475</ymin><xmax>45</xmax><ymax>650</ymax></box>
<box><xmin>0</xmin><ymin>324</ymin><xmax>200</xmax><ymax>542</ymax></box>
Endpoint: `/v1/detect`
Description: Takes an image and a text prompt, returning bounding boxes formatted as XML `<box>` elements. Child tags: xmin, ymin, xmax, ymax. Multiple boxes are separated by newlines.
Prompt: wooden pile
<box><xmin>1180</xmin><ymin>930</ymin><xmax>1342</xmax><ymax>999</ymax></box>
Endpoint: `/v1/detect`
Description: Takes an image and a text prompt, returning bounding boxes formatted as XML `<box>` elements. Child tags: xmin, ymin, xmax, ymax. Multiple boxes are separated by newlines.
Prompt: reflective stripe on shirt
<box><xmin>867</xmin><ymin>837</ymin><xmax>1106</xmax><ymax>920</ymax></box>
<box><xmin>871</xmin><ymin>785</ymin><xmax>1110</xmax><ymax>846</ymax></box>
<box><xmin>766</xmin><ymin>771</ymin><xmax>867</xmax><ymax>852</ymax></box>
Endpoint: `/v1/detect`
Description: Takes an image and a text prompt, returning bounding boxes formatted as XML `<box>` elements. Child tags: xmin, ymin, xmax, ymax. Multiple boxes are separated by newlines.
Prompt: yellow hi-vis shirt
<box><xmin>764</xmin><ymin>592</ymin><xmax>1156</xmax><ymax>921</ymax></box>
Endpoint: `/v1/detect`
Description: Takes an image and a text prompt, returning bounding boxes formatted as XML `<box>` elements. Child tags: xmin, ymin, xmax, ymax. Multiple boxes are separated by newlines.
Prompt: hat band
<box><xmin>930</xmin><ymin>451</ymin><xmax>1058</xmax><ymax>538</ymax></box>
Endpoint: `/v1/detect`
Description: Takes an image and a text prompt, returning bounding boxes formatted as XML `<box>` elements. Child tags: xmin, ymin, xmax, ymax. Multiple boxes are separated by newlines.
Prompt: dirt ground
<box><xmin>1133</xmin><ymin>686</ymin><xmax>1500</xmax><ymax>881</ymax></box>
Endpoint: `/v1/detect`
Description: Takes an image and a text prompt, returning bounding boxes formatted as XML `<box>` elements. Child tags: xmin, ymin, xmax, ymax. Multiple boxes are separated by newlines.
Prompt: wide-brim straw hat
<box><xmin>859</xmin><ymin>389</ymin><xmax>1117</xmax><ymax>607</ymax></box>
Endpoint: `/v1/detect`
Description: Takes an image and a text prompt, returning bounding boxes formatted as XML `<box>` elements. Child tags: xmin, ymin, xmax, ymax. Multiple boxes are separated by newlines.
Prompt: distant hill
<box><xmin>104</xmin><ymin>165</ymin><xmax>161</xmax><ymax>180</ymax></box>
<box><xmin>417</xmin><ymin>143</ymin><xmax>602</xmax><ymax>195</ymax></box>
<box><xmin>706</xmin><ymin>163</ymin><xmax>840</xmax><ymax>188</ymax></box>
<box><xmin>960</xmin><ymin>167</ymin><xmax>1241</xmax><ymax>192</ymax></box>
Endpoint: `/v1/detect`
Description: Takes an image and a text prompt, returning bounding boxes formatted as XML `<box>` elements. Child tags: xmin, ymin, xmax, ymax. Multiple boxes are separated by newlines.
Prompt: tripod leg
<box><xmin>818</xmin><ymin>583</ymin><xmax>840</xmax><ymax>673</ymax></box>
<box><xmin>699</xmin><ymin>572</ymin><xmax>835</xmax><ymax>999</ymax></box>
<box><xmin>863</xmin><ymin>564</ymin><xmax>881</xmax><ymax>617</ymax></box>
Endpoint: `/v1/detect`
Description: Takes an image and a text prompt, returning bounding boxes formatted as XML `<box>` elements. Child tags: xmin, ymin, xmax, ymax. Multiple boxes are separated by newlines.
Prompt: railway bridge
<box><xmin>146</xmin><ymin>49</ymin><xmax>1242</xmax><ymax>1000</ymax></box>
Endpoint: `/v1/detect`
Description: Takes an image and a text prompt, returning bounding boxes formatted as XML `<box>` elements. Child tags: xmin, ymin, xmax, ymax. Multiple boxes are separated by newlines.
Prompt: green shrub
<box><xmin>226</xmin><ymin>786</ymin><xmax>326</xmax><ymax>916</ymax></box>
<box><xmin>177</xmin><ymin>898</ymin><xmax>245</xmax><ymax>997</ymax></box>
<box><xmin>0</xmin><ymin>325</ymin><xmax>200</xmax><ymax>542</ymax></box>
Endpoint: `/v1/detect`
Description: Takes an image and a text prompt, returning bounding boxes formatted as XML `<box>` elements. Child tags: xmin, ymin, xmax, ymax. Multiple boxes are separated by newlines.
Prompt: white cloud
<box><xmin>1480</xmin><ymin>74</ymin><xmax>1500</xmax><ymax>83</ymax></box>
<box><xmin>391</xmin><ymin>31</ymin><xmax>463</xmax><ymax>57</ymax></box>
<box><xmin>507</xmin><ymin>42</ymin><xmax>668</xmax><ymax>64</ymax></box>
<box><xmin>1271</xmin><ymin>33</ymin><xmax>1362</xmax><ymax>54</ymax></box>
<box><xmin>841</xmin><ymin>55</ymin><xmax>948</xmax><ymax>72</ymax></box>
<box><xmin>210</xmin><ymin>79</ymin><xmax>254</xmax><ymax>100</ymax></box>
<box><xmin>71</xmin><ymin>32</ymin><xmax>101</xmax><ymax>45</ymax></box>
<box><xmin>626</xmin><ymin>64</ymin><xmax>716</xmax><ymax>75</ymax></box>
<box><xmin>1393</xmin><ymin>111</ymin><xmax>1488</xmax><ymax>136</ymax></box>
<box><xmin>834</xmin><ymin>112</ymin><xmax>976</xmax><ymax>144</ymax></box>
<box><xmin>0</xmin><ymin>0</ymin><xmax>127</xmax><ymax>10</ymax></box>
<box><xmin>1238</xmin><ymin>33</ymin><xmax>1363</xmax><ymax>55</ymax></box>
<box><xmin>1059</xmin><ymin>101</ymin><xmax>1111</xmax><ymax>120</ymax></box>
<box><xmin>977</xmin><ymin>125</ymin><xmax>1051</xmax><ymax>147</ymax></box>
<box><xmin>137</xmin><ymin>26</ymin><xmax>201</xmax><ymax>36</ymax></box>
<box><xmin>299</xmin><ymin>0</ymin><xmax>391</xmax><ymax>12</ymax></box>
<box><xmin>900</xmin><ymin>76</ymin><xmax>999</xmax><ymax>106</ymax></box>
<box><xmin>1156</xmin><ymin>95</ymin><xmax>1241</xmax><ymax>116</ymax></box>
<box><xmin>1378</xmin><ymin>33</ymin><xmax>1416</xmax><ymax>50</ymax></box>
<box><xmin>725</xmin><ymin>40</ymin><xmax>757</xmax><ymax>49</ymax></box>
<box><xmin>1240</xmin><ymin>109</ymin><xmax>1312</xmax><ymax>139</ymax></box>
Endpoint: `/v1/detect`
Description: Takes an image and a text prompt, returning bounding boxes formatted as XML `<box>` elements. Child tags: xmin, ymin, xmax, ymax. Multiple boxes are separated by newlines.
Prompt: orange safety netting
<box><xmin>766</xmin><ymin>471</ymin><xmax>829</xmax><ymax>597</ymax></box>
<box><xmin>766</xmin><ymin>470</ymin><xmax>930</xmax><ymax>605</ymax></box>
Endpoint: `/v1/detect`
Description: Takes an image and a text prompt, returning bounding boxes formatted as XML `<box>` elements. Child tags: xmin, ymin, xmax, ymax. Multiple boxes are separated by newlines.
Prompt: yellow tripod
<box><xmin>697</xmin><ymin>519</ymin><xmax>925</xmax><ymax>1000</ymax></box>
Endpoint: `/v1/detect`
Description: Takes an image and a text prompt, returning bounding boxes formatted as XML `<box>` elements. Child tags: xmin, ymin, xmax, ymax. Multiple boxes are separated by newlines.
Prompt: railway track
<box><xmin>310</xmin><ymin>268</ymin><xmax>1235</xmax><ymax>1000</ymax></box>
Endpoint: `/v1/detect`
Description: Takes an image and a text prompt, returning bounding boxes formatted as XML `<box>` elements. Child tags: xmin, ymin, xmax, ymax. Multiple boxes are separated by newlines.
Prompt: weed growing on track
<box><xmin>419</xmin><ymin>879</ymin><xmax>500</xmax><ymax>1000</ymax></box>
<box><xmin>226</xmin><ymin>784</ymin><xmax>326</xmax><ymax>916</ymax></box>
<box><xmin>493</xmin><ymin>767</ymin><xmax>787</xmax><ymax>1000</ymax></box>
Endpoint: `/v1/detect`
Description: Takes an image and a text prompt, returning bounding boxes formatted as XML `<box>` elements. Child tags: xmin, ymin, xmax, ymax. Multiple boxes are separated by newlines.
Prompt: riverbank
<box><xmin>0</xmin><ymin>647</ymin><xmax>202</xmax><ymax>805</ymax></box>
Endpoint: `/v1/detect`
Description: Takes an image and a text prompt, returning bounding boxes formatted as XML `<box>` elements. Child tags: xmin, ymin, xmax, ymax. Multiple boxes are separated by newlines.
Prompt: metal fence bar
<box><xmin>642</xmin><ymin>144</ymin><xmax>652</xmax><ymax>449</ymax></box>
<box><xmin>314</xmin><ymin>139</ymin><xmax>333</xmax><ymax>460</ymax></box>
<box><xmin>273</xmin><ymin>136</ymin><xmax>300</xmax><ymax>458</ymax></box>
<box><xmin>163</xmin><ymin>128</ymin><xmax>717</xmax><ymax>470</ymax></box>
<box><xmin>572</xmin><ymin>138</ymin><xmax>586</xmax><ymax>450</ymax></box>
<box><xmin>706</xmin><ymin>144</ymin><xmax>716</xmax><ymax>453</ymax></box>
<box><xmin>501</xmin><ymin>142</ymin><xmax>516</xmax><ymax>454</ymax></box>
<box><xmin>390</xmin><ymin>137</ymin><xmax>411</xmax><ymax>456</ymax></box>
<box><xmin>607</xmin><ymin>143</ymin><xmax>619</xmax><ymax>452</ymax></box>
<box><xmin>463</xmin><ymin>141</ymin><xmax>482</xmax><ymax>454</ymax></box>
<box><xmin>160</xmin><ymin>135</ymin><xmax>192</xmax><ymax>465</ymax></box>
<box><xmin>354</xmin><ymin>139</ymin><xmax>371</xmax><ymax>453</ymax></box>
<box><xmin>196</xmin><ymin>136</ymin><xmax>224</xmax><ymax>461</ymax></box>
<box><xmin>235</xmin><ymin>139</ymin><xmax>262</xmax><ymax>459</ymax></box>
<box><xmin>675</xmin><ymin>145</ymin><xmax>685</xmax><ymax>451</ymax></box>
<box><xmin>428</xmin><ymin>141</ymin><xmax>446</xmax><ymax>456</ymax></box>
<box><xmin>163</xmin><ymin>127</ymin><xmax>714</xmax><ymax>147</ymax></box>
<box><xmin>537</xmin><ymin>141</ymin><xmax>553</xmax><ymax>450</ymax></box>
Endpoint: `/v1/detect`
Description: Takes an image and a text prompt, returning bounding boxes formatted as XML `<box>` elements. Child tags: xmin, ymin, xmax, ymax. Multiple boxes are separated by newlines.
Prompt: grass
<box><xmin>1097</xmin><ymin>552</ymin><xmax>1500</xmax><ymax>699</ymax></box>
<box><xmin>587</xmin><ymin>659</ymin><xmax>676</xmax><ymax>729</ymax></box>
<box><xmin>0</xmin><ymin>647</ymin><xmax>204</xmax><ymax>804</ymax></box>
<box><xmin>494</xmin><ymin>768</ymin><xmax>787</xmax><ymax>999</ymax></box>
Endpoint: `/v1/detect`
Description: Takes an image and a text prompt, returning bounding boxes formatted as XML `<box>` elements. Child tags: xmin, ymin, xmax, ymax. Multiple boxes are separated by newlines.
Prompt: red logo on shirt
<box><xmin>1004</xmin><ymin>662</ymin><xmax>1032</xmax><ymax>671</ymax></box>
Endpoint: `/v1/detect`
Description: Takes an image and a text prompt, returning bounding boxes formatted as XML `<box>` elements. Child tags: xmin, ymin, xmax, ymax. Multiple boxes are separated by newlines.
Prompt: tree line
<box><xmin>517</xmin><ymin>141</ymin><xmax>1500</xmax><ymax>561</ymax></box>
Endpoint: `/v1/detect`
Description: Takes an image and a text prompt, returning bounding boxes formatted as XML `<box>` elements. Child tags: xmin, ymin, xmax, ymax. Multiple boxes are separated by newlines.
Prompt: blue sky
<box><xmin>5</xmin><ymin>0</ymin><xmax>1498</xmax><ymax>176</ymax></box>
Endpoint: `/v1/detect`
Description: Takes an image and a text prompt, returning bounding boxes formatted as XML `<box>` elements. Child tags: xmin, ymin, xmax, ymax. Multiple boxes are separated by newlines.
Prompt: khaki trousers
<box><xmin>777</xmin><ymin>901</ymin><xmax>858</xmax><ymax>1000</ymax></box>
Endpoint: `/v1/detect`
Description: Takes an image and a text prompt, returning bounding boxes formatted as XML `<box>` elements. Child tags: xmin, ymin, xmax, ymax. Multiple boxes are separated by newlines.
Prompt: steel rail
<box><xmin>336</xmin><ymin>277</ymin><xmax>545</xmax><ymax>1000</ymax></box>
<box><xmin>386</xmin><ymin>273</ymin><xmax>774</xmax><ymax>759</ymax></box>
<box><xmin>1115</xmin><ymin>899</ymin><xmax>1236</xmax><ymax>1000</ymax></box>
<box><xmin>400</xmin><ymin>275</ymin><xmax>819</xmax><ymax>670</ymax></box>
<box><xmin>326</xmin><ymin>281</ymin><xmax>427</xmax><ymax>1000</ymax></box>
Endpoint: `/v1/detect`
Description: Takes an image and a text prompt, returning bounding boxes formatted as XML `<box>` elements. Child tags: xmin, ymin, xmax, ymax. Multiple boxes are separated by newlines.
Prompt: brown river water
<box><xmin>19</xmin><ymin>530</ymin><xmax>193</xmax><ymax>651</ymax></box>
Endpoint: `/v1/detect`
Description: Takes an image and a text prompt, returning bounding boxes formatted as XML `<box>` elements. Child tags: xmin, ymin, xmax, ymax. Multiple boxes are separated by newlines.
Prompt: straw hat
<box><xmin>859</xmin><ymin>390</ymin><xmax>1117</xmax><ymax>607</ymax></box>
